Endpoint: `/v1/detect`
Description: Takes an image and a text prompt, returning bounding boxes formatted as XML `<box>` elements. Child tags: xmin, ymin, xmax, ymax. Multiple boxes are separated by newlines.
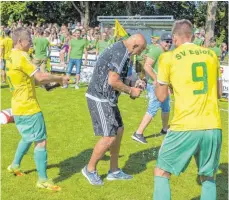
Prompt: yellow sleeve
<box><xmin>21</xmin><ymin>52</ymin><xmax>38</xmax><ymax>76</ymax></box>
<box><xmin>157</xmin><ymin>52</ymin><xmax>171</xmax><ymax>85</ymax></box>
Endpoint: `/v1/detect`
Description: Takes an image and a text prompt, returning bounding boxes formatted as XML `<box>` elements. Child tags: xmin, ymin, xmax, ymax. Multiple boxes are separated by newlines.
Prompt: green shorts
<box><xmin>156</xmin><ymin>129</ymin><xmax>222</xmax><ymax>177</ymax></box>
<box><xmin>14</xmin><ymin>112</ymin><xmax>47</xmax><ymax>143</ymax></box>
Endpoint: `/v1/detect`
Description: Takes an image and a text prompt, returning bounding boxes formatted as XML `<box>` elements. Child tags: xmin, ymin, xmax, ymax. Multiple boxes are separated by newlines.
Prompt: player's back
<box><xmin>167</xmin><ymin>43</ymin><xmax>221</xmax><ymax>131</ymax></box>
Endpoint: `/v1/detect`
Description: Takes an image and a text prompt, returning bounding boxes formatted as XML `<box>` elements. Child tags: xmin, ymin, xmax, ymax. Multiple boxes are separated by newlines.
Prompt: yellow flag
<box><xmin>114</xmin><ymin>19</ymin><xmax>128</xmax><ymax>39</ymax></box>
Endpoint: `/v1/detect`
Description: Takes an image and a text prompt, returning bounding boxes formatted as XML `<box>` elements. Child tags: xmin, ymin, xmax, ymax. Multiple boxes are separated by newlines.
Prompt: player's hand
<box><xmin>61</xmin><ymin>75</ymin><xmax>70</xmax><ymax>86</ymax></box>
<box><xmin>153</xmin><ymin>80</ymin><xmax>157</xmax><ymax>86</ymax></box>
<box><xmin>130</xmin><ymin>87</ymin><xmax>142</xmax><ymax>98</ymax></box>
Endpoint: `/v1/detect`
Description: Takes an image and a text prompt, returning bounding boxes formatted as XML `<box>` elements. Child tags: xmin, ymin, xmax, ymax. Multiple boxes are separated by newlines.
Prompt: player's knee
<box><xmin>117</xmin><ymin>127</ymin><xmax>124</xmax><ymax>135</ymax></box>
<box><xmin>34</xmin><ymin>139</ymin><xmax>47</xmax><ymax>149</ymax></box>
<box><xmin>154</xmin><ymin>167</ymin><xmax>171</xmax><ymax>179</ymax></box>
<box><xmin>199</xmin><ymin>175</ymin><xmax>215</xmax><ymax>183</ymax></box>
<box><xmin>102</xmin><ymin>136</ymin><xmax>116</xmax><ymax>147</ymax></box>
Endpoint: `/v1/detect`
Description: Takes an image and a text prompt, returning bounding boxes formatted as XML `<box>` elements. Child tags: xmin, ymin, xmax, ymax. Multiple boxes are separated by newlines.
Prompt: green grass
<box><xmin>1</xmin><ymin>85</ymin><xmax>228</xmax><ymax>200</ymax></box>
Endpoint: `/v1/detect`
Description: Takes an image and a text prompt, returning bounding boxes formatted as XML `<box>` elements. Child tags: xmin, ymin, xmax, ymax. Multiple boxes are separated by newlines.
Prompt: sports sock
<box><xmin>12</xmin><ymin>139</ymin><xmax>32</xmax><ymax>168</ymax></box>
<box><xmin>153</xmin><ymin>176</ymin><xmax>171</xmax><ymax>200</ymax></box>
<box><xmin>200</xmin><ymin>180</ymin><xmax>216</xmax><ymax>200</ymax></box>
<box><xmin>34</xmin><ymin>146</ymin><xmax>48</xmax><ymax>181</ymax></box>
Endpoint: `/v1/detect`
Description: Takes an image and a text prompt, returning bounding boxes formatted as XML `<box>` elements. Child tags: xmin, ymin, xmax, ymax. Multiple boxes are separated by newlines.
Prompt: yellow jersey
<box><xmin>158</xmin><ymin>43</ymin><xmax>221</xmax><ymax>131</ymax></box>
<box><xmin>0</xmin><ymin>36</ymin><xmax>13</xmax><ymax>60</ymax></box>
<box><xmin>6</xmin><ymin>49</ymin><xmax>41</xmax><ymax>115</ymax></box>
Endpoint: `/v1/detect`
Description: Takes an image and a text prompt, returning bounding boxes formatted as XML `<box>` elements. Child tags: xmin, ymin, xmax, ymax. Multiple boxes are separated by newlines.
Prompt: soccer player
<box><xmin>64</xmin><ymin>29</ymin><xmax>88</xmax><ymax>89</ymax></box>
<box><xmin>6</xmin><ymin>27</ymin><xmax>69</xmax><ymax>191</ymax></box>
<box><xmin>153</xmin><ymin>19</ymin><xmax>222</xmax><ymax>200</ymax></box>
<box><xmin>82</xmin><ymin>34</ymin><xmax>146</xmax><ymax>186</ymax></box>
<box><xmin>0</xmin><ymin>29</ymin><xmax>13</xmax><ymax>83</ymax></box>
<box><xmin>132</xmin><ymin>33</ymin><xmax>172</xmax><ymax>144</ymax></box>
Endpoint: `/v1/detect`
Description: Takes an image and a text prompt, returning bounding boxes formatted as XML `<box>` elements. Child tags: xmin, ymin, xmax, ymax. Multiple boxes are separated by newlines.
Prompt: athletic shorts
<box><xmin>14</xmin><ymin>112</ymin><xmax>47</xmax><ymax>143</ymax></box>
<box><xmin>156</xmin><ymin>129</ymin><xmax>222</xmax><ymax>177</ymax></box>
<box><xmin>87</xmin><ymin>97</ymin><xmax>123</xmax><ymax>137</ymax></box>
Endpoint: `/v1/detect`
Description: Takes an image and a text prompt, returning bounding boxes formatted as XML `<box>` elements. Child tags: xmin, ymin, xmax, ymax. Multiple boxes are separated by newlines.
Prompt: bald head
<box><xmin>123</xmin><ymin>33</ymin><xmax>147</xmax><ymax>55</ymax></box>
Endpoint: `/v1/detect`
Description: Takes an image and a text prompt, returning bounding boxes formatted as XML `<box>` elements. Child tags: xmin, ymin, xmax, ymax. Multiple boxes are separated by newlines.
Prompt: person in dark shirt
<box><xmin>82</xmin><ymin>34</ymin><xmax>146</xmax><ymax>186</ymax></box>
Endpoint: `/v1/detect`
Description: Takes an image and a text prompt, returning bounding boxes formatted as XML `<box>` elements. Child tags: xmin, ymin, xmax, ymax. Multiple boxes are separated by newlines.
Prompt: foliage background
<box><xmin>0</xmin><ymin>1</ymin><xmax>228</xmax><ymax>44</ymax></box>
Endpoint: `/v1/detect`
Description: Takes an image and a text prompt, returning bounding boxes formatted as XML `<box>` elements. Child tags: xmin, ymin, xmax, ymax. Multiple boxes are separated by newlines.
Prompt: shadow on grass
<box><xmin>122</xmin><ymin>146</ymin><xmax>160</xmax><ymax>175</ymax></box>
<box><xmin>25</xmin><ymin>148</ymin><xmax>110</xmax><ymax>183</ymax></box>
<box><xmin>145</xmin><ymin>133</ymin><xmax>163</xmax><ymax>139</ymax></box>
<box><xmin>191</xmin><ymin>163</ymin><xmax>228</xmax><ymax>200</ymax></box>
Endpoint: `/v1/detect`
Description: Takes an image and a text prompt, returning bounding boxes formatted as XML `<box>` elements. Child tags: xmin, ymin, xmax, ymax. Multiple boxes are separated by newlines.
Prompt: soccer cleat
<box><xmin>81</xmin><ymin>165</ymin><xmax>103</xmax><ymax>186</ymax></box>
<box><xmin>106</xmin><ymin>169</ymin><xmax>133</xmax><ymax>181</ymax></box>
<box><xmin>160</xmin><ymin>129</ymin><xmax>167</xmax><ymax>135</ymax></box>
<box><xmin>36</xmin><ymin>180</ymin><xmax>61</xmax><ymax>191</ymax></box>
<box><xmin>7</xmin><ymin>165</ymin><xmax>24</xmax><ymax>176</ymax></box>
<box><xmin>131</xmin><ymin>132</ymin><xmax>147</xmax><ymax>144</ymax></box>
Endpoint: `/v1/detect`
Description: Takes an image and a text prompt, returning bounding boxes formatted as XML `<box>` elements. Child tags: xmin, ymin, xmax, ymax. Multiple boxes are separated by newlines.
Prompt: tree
<box><xmin>71</xmin><ymin>1</ymin><xmax>89</xmax><ymax>27</ymax></box>
<box><xmin>205</xmin><ymin>1</ymin><xmax>218</xmax><ymax>47</ymax></box>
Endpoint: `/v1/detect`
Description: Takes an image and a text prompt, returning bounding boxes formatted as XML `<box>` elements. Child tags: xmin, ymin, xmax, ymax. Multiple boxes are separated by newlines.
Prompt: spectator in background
<box><xmin>193</xmin><ymin>29</ymin><xmax>204</xmax><ymax>46</ymax></box>
<box><xmin>33</xmin><ymin>28</ymin><xmax>50</xmax><ymax>72</ymax></box>
<box><xmin>199</xmin><ymin>28</ymin><xmax>205</xmax><ymax>43</ymax></box>
<box><xmin>0</xmin><ymin>29</ymin><xmax>13</xmax><ymax>83</ymax></box>
<box><xmin>74</xmin><ymin>22</ymin><xmax>83</xmax><ymax>30</ymax></box>
<box><xmin>59</xmin><ymin>31</ymin><xmax>71</xmax><ymax>66</ymax></box>
<box><xmin>209</xmin><ymin>37</ymin><xmax>221</xmax><ymax>60</ymax></box>
<box><xmin>151</xmin><ymin>35</ymin><xmax>160</xmax><ymax>46</ymax></box>
<box><xmin>96</xmin><ymin>32</ymin><xmax>110</xmax><ymax>57</ymax></box>
<box><xmin>221</xmin><ymin>42</ymin><xmax>228</xmax><ymax>62</ymax></box>
<box><xmin>64</xmin><ymin>29</ymin><xmax>88</xmax><ymax>89</ymax></box>
<box><xmin>49</xmin><ymin>32</ymin><xmax>61</xmax><ymax>48</ymax></box>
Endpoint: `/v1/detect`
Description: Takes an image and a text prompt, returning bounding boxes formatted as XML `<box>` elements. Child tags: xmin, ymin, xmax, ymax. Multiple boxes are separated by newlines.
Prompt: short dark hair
<box><xmin>172</xmin><ymin>19</ymin><xmax>193</xmax><ymax>38</ymax></box>
<box><xmin>12</xmin><ymin>27</ymin><xmax>31</xmax><ymax>45</ymax></box>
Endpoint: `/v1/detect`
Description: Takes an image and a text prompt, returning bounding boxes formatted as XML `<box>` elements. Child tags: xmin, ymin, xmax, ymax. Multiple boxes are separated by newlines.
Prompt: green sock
<box><xmin>34</xmin><ymin>146</ymin><xmax>48</xmax><ymax>181</ymax></box>
<box><xmin>12</xmin><ymin>139</ymin><xmax>32</xmax><ymax>168</ymax></box>
<box><xmin>200</xmin><ymin>180</ymin><xmax>216</xmax><ymax>200</ymax></box>
<box><xmin>153</xmin><ymin>176</ymin><xmax>171</xmax><ymax>200</ymax></box>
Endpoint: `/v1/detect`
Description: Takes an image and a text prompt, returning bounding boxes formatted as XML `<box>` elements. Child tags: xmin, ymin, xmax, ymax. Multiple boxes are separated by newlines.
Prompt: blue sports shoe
<box><xmin>106</xmin><ymin>169</ymin><xmax>133</xmax><ymax>181</ymax></box>
<box><xmin>81</xmin><ymin>165</ymin><xmax>103</xmax><ymax>186</ymax></box>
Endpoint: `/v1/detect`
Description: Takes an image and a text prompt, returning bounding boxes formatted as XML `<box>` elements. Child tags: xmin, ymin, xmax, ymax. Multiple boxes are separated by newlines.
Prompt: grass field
<box><xmin>1</xmin><ymin>84</ymin><xmax>228</xmax><ymax>200</ymax></box>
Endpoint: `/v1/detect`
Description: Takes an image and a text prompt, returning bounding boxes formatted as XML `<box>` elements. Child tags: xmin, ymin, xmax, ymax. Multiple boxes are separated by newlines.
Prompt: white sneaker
<box><xmin>61</xmin><ymin>85</ymin><xmax>68</xmax><ymax>89</ymax></box>
<box><xmin>75</xmin><ymin>85</ymin><xmax>79</xmax><ymax>89</ymax></box>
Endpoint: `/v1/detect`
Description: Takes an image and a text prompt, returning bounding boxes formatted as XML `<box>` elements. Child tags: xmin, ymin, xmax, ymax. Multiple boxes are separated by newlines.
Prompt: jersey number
<box><xmin>191</xmin><ymin>62</ymin><xmax>208</xmax><ymax>95</ymax></box>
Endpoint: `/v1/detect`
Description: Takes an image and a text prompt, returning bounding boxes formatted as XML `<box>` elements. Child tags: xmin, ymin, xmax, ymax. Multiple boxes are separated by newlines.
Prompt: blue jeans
<box><xmin>146</xmin><ymin>84</ymin><xmax>170</xmax><ymax>117</ymax></box>
<box><xmin>67</xmin><ymin>58</ymin><xmax>82</xmax><ymax>75</ymax></box>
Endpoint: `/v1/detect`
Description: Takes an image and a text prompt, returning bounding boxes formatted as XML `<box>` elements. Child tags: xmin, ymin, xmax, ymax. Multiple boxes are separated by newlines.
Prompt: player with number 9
<box><xmin>153</xmin><ymin>19</ymin><xmax>222</xmax><ymax>200</ymax></box>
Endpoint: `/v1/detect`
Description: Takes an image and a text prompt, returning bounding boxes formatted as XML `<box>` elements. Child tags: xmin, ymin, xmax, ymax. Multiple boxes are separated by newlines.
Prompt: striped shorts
<box><xmin>86</xmin><ymin>97</ymin><xmax>123</xmax><ymax>136</ymax></box>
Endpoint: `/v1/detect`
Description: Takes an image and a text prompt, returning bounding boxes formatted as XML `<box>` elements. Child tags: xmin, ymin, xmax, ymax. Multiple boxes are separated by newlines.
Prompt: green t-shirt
<box><xmin>60</xmin><ymin>35</ymin><xmax>65</xmax><ymax>44</ymax></box>
<box><xmin>96</xmin><ymin>40</ymin><xmax>109</xmax><ymax>54</ymax></box>
<box><xmin>69</xmin><ymin>38</ymin><xmax>87</xmax><ymax>59</ymax></box>
<box><xmin>33</xmin><ymin>37</ymin><xmax>49</xmax><ymax>59</ymax></box>
<box><xmin>209</xmin><ymin>46</ymin><xmax>222</xmax><ymax>58</ymax></box>
<box><xmin>193</xmin><ymin>38</ymin><xmax>204</xmax><ymax>46</ymax></box>
<box><xmin>145</xmin><ymin>45</ymin><xmax>163</xmax><ymax>83</ymax></box>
